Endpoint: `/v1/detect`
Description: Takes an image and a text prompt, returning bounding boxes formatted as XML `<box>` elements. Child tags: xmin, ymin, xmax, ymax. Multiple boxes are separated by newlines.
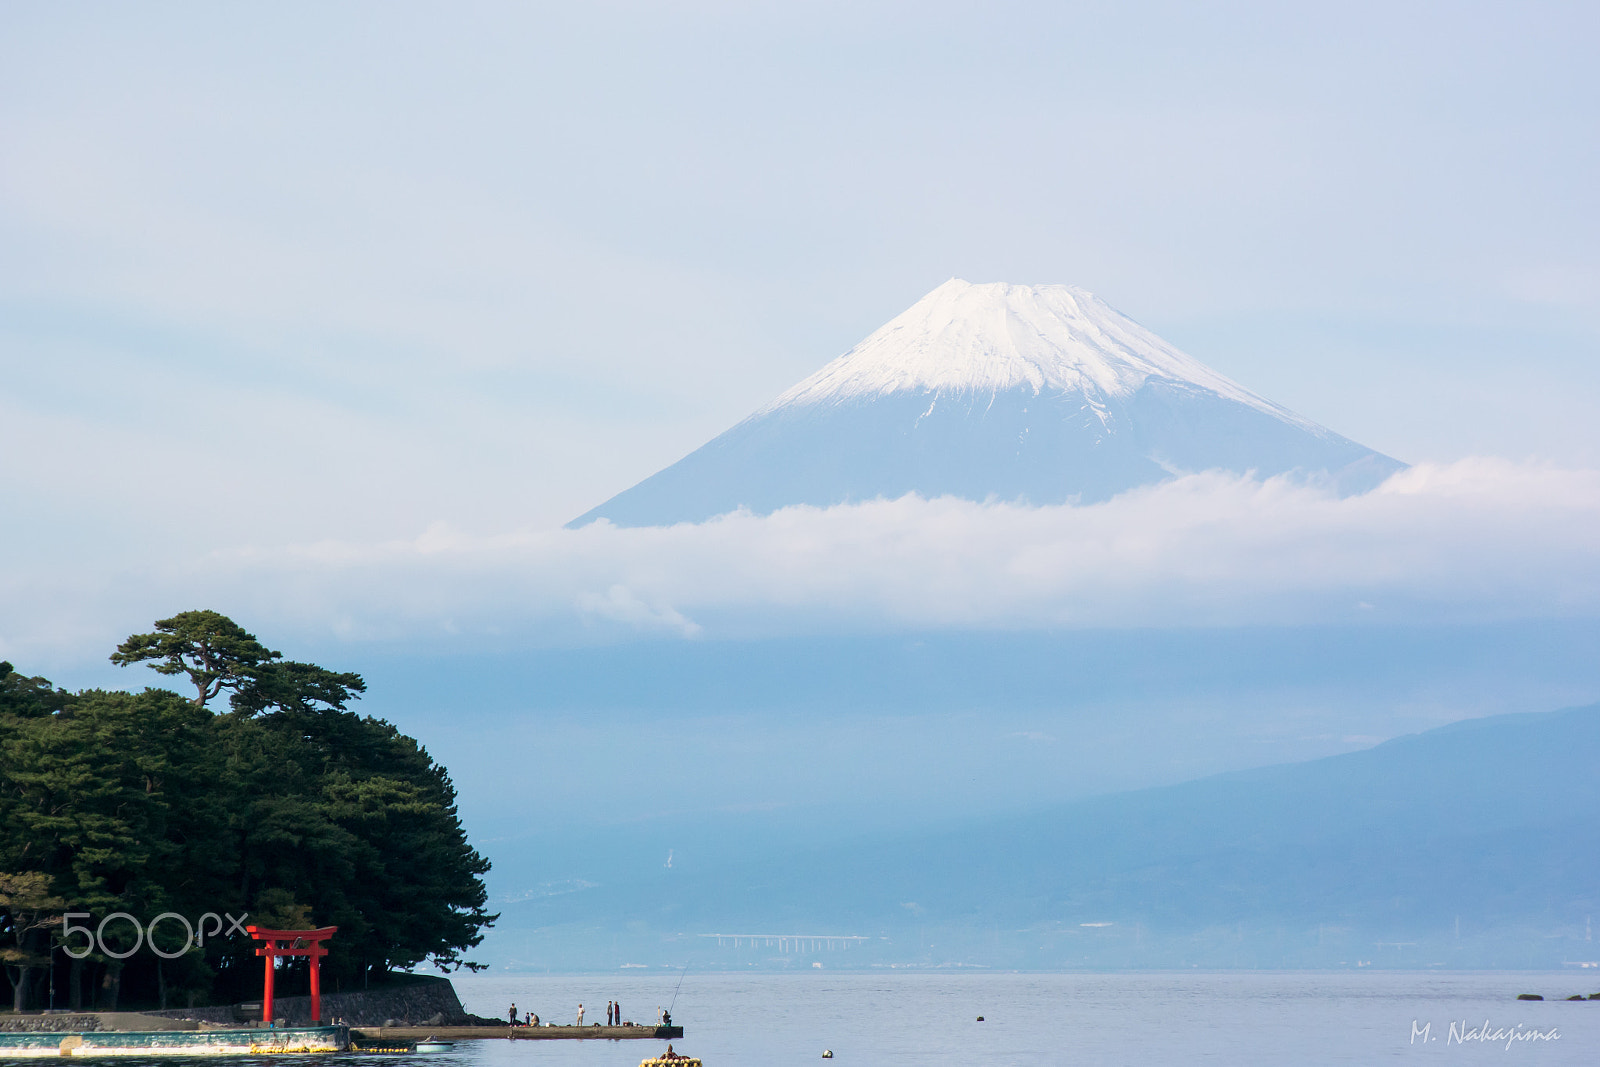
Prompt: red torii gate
<box><xmin>246</xmin><ymin>925</ymin><xmax>338</xmax><ymax>1026</ymax></box>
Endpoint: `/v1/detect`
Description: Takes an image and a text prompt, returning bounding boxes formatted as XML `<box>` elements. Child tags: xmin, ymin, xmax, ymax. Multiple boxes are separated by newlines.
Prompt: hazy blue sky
<box><xmin>11</xmin><ymin>5</ymin><xmax>1600</xmax><ymax>920</ymax></box>
<box><xmin>3</xmin><ymin>1</ymin><xmax>1599</xmax><ymax>668</ymax></box>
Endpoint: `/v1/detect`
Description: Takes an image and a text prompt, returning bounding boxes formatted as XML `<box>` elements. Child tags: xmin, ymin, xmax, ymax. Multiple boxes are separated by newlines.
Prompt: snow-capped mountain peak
<box><xmin>766</xmin><ymin>279</ymin><xmax>1307</xmax><ymax>429</ymax></box>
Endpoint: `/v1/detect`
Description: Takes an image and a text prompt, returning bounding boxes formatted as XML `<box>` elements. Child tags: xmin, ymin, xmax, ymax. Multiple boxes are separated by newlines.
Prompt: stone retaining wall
<box><xmin>0</xmin><ymin>1012</ymin><xmax>199</xmax><ymax>1033</ymax></box>
<box><xmin>0</xmin><ymin>1014</ymin><xmax>103</xmax><ymax>1033</ymax></box>
<box><xmin>146</xmin><ymin>976</ymin><xmax>480</xmax><ymax>1028</ymax></box>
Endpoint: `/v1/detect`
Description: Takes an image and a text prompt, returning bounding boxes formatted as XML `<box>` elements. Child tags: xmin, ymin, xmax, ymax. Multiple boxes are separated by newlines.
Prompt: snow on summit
<box><xmin>768</xmin><ymin>280</ymin><xmax>1304</xmax><ymax>427</ymax></box>
<box><xmin>570</xmin><ymin>281</ymin><xmax>1405</xmax><ymax>528</ymax></box>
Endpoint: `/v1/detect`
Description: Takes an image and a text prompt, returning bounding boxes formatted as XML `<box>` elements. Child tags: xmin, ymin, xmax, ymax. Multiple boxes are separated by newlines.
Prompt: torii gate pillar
<box><xmin>245</xmin><ymin>926</ymin><xmax>338</xmax><ymax>1025</ymax></box>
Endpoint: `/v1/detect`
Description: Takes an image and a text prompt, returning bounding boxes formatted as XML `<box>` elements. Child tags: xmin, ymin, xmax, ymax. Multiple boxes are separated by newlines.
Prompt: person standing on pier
<box><xmin>576</xmin><ymin>1003</ymin><xmax>585</xmax><ymax>1026</ymax></box>
<box><xmin>606</xmin><ymin>1001</ymin><xmax>614</xmax><ymax>1026</ymax></box>
<box><xmin>508</xmin><ymin>1003</ymin><xmax>517</xmax><ymax>1026</ymax></box>
<box><xmin>615</xmin><ymin>999</ymin><xmax>622</xmax><ymax>1025</ymax></box>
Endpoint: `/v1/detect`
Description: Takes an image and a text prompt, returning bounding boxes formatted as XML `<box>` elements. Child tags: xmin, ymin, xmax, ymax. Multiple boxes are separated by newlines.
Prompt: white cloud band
<box><xmin>5</xmin><ymin>458</ymin><xmax>1598</xmax><ymax>664</ymax></box>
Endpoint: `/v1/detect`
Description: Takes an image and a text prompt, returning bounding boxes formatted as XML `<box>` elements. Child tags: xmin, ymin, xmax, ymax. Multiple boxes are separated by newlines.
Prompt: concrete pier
<box><xmin>354</xmin><ymin>1024</ymin><xmax>683</xmax><ymax>1042</ymax></box>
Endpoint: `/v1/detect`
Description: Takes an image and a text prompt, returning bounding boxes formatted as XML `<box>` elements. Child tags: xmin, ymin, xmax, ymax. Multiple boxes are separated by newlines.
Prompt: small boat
<box><xmin>639</xmin><ymin>1056</ymin><xmax>701</xmax><ymax>1067</ymax></box>
<box><xmin>415</xmin><ymin>1038</ymin><xmax>455</xmax><ymax>1053</ymax></box>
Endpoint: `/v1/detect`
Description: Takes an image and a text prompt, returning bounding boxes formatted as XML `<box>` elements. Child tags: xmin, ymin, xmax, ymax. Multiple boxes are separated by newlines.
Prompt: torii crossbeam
<box><xmin>245</xmin><ymin>925</ymin><xmax>338</xmax><ymax>1025</ymax></box>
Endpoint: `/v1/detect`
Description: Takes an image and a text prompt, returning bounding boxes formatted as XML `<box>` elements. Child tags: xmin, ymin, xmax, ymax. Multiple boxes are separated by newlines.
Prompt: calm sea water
<box><xmin>440</xmin><ymin>971</ymin><xmax>1600</xmax><ymax>1065</ymax></box>
<box><xmin>19</xmin><ymin>972</ymin><xmax>1592</xmax><ymax>1066</ymax></box>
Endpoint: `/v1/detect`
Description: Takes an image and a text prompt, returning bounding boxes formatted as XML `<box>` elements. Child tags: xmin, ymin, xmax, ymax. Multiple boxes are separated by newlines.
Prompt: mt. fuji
<box><xmin>571</xmin><ymin>280</ymin><xmax>1405</xmax><ymax>527</ymax></box>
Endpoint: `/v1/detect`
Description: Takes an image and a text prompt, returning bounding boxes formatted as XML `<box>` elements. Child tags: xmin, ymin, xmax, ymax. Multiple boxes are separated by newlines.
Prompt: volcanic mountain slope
<box><xmin>571</xmin><ymin>280</ymin><xmax>1405</xmax><ymax>528</ymax></box>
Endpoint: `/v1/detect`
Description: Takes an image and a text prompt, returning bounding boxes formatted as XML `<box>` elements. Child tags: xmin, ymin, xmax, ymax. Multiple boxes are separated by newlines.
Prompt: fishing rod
<box><xmin>668</xmin><ymin>961</ymin><xmax>690</xmax><ymax>1014</ymax></box>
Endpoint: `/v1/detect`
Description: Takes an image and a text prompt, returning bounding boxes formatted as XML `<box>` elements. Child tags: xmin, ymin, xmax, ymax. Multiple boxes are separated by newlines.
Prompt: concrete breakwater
<box><xmin>7</xmin><ymin>976</ymin><xmax>605</xmax><ymax>1033</ymax></box>
<box><xmin>0</xmin><ymin>1026</ymin><xmax>347</xmax><ymax>1057</ymax></box>
<box><xmin>0</xmin><ymin>979</ymin><xmax>685</xmax><ymax>1047</ymax></box>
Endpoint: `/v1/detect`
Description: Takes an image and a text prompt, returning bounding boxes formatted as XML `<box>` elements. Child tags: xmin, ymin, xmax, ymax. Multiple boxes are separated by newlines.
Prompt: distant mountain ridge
<box><xmin>496</xmin><ymin>700</ymin><xmax>1600</xmax><ymax>969</ymax></box>
<box><xmin>572</xmin><ymin>280</ymin><xmax>1405</xmax><ymax>527</ymax></box>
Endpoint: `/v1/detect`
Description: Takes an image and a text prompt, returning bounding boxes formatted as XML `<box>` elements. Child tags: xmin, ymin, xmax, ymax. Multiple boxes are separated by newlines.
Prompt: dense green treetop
<box><xmin>0</xmin><ymin>662</ymin><xmax>75</xmax><ymax>719</ymax></box>
<box><xmin>229</xmin><ymin>659</ymin><xmax>366</xmax><ymax>719</ymax></box>
<box><xmin>110</xmin><ymin>610</ymin><xmax>282</xmax><ymax>707</ymax></box>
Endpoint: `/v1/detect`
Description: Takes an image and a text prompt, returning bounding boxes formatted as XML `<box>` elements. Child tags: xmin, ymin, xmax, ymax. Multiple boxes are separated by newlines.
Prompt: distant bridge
<box><xmin>700</xmin><ymin>933</ymin><xmax>873</xmax><ymax>952</ymax></box>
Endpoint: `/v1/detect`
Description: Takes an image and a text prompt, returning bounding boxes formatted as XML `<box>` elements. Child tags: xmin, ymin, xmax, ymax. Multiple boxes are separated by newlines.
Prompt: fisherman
<box><xmin>508</xmin><ymin>1003</ymin><xmax>517</xmax><ymax>1026</ymax></box>
<box><xmin>576</xmin><ymin>1003</ymin><xmax>585</xmax><ymax>1026</ymax></box>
